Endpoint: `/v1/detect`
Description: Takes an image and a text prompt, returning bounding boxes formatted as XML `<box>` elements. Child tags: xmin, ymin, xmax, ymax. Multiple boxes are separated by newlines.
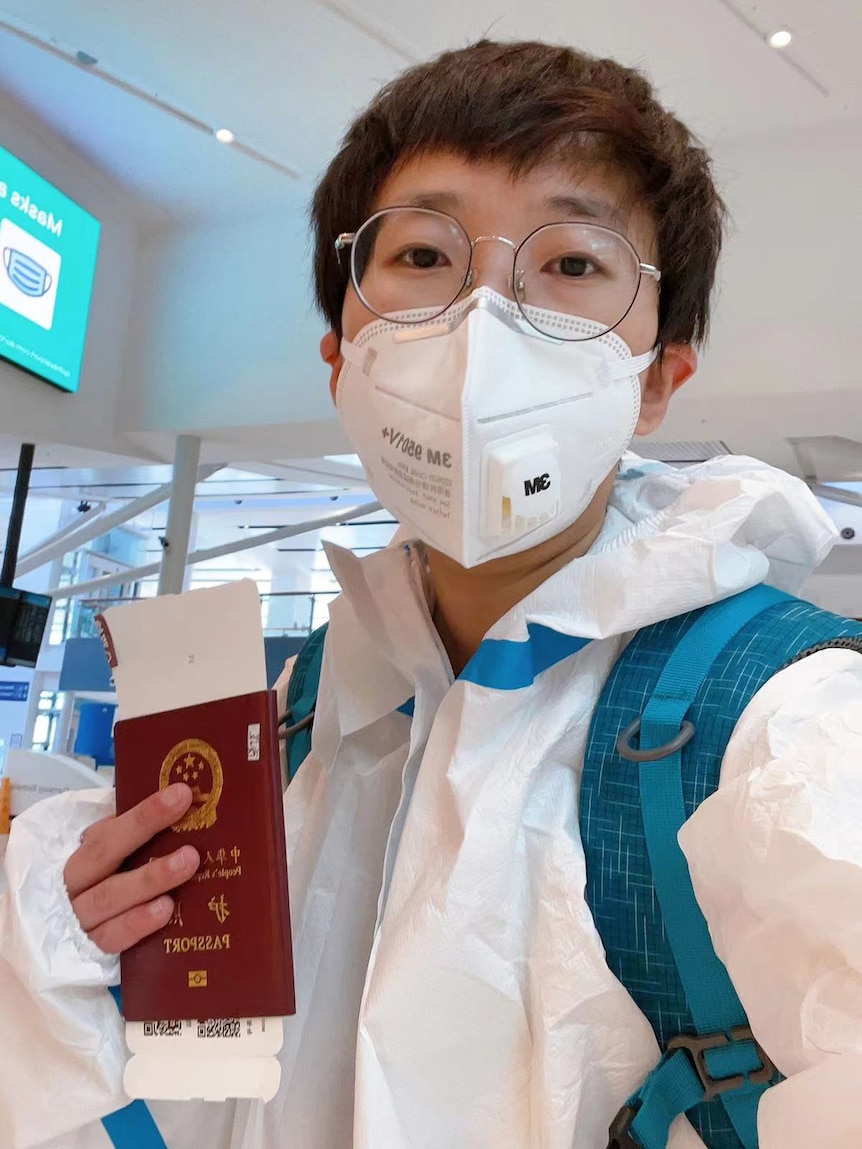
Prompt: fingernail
<box><xmin>151</xmin><ymin>895</ymin><xmax>173</xmax><ymax>918</ymax></box>
<box><xmin>169</xmin><ymin>846</ymin><xmax>197</xmax><ymax>873</ymax></box>
<box><xmin>164</xmin><ymin>783</ymin><xmax>189</xmax><ymax>807</ymax></box>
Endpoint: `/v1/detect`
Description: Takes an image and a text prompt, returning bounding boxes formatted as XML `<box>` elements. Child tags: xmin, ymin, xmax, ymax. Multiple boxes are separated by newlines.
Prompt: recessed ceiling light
<box><xmin>214</xmin><ymin>128</ymin><xmax>235</xmax><ymax>144</ymax></box>
<box><xmin>767</xmin><ymin>29</ymin><xmax>792</xmax><ymax>49</ymax></box>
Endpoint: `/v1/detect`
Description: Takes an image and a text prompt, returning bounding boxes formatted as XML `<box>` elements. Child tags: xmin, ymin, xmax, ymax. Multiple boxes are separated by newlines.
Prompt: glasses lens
<box><xmin>351</xmin><ymin>208</ymin><xmax>471</xmax><ymax>323</ymax></box>
<box><xmin>515</xmin><ymin>223</ymin><xmax>642</xmax><ymax>339</ymax></box>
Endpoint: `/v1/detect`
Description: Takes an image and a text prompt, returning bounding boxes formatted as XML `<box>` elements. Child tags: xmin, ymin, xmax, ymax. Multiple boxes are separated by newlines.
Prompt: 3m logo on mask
<box><xmin>524</xmin><ymin>473</ymin><xmax>552</xmax><ymax>497</ymax></box>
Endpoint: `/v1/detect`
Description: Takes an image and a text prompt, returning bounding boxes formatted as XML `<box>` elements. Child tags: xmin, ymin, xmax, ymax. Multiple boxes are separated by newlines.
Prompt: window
<box><xmin>32</xmin><ymin>690</ymin><xmax>65</xmax><ymax>753</ymax></box>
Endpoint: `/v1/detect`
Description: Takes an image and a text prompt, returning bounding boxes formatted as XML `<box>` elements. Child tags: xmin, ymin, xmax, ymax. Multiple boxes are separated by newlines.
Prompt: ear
<box><xmin>320</xmin><ymin>331</ymin><xmax>344</xmax><ymax>405</ymax></box>
<box><xmin>635</xmin><ymin>343</ymin><xmax>698</xmax><ymax>436</ymax></box>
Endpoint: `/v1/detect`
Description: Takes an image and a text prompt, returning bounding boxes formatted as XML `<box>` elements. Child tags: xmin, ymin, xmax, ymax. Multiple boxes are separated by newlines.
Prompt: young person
<box><xmin>2</xmin><ymin>40</ymin><xmax>861</xmax><ymax>1149</ymax></box>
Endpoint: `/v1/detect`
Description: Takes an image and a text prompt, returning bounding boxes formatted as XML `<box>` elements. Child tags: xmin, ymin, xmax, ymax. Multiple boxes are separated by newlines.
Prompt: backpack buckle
<box><xmin>607</xmin><ymin>1103</ymin><xmax>642</xmax><ymax>1149</ymax></box>
<box><xmin>667</xmin><ymin>1026</ymin><xmax>775</xmax><ymax>1101</ymax></box>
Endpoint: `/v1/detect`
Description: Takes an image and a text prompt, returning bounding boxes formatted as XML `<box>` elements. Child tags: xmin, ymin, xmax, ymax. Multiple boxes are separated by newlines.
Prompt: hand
<box><xmin>64</xmin><ymin>783</ymin><xmax>201</xmax><ymax>954</ymax></box>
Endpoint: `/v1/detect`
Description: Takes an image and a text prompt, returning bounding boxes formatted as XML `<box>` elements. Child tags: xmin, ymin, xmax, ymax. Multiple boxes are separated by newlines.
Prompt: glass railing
<box><xmin>57</xmin><ymin>591</ymin><xmax>146</xmax><ymax>642</ymax></box>
<box><xmin>261</xmin><ymin>590</ymin><xmax>340</xmax><ymax>637</ymax></box>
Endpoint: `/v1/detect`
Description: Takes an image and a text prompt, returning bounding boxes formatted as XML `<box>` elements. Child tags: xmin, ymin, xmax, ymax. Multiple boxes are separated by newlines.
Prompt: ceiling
<box><xmin>0</xmin><ymin>0</ymin><xmax>857</xmax><ymax>222</ymax></box>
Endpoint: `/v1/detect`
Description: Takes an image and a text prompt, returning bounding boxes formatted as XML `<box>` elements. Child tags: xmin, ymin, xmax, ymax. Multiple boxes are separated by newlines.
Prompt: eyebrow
<box><xmin>396</xmin><ymin>191</ymin><xmax>628</xmax><ymax>233</ymax></box>
<box><xmin>401</xmin><ymin>192</ymin><xmax>463</xmax><ymax>213</ymax></box>
<box><xmin>542</xmin><ymin>194</ymin><xmax>628</xmax><ymax>231</ymax></box>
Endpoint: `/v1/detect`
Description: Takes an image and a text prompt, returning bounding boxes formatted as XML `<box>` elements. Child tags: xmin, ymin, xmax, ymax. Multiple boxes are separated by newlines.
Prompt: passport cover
<box><xmin>114</xmin><ymin>690</ymin><xmax>295</xmax><ymax>1022</ymax></box>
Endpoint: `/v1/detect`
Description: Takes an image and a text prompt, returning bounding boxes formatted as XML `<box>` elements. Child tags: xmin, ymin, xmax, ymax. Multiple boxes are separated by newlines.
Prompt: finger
<box><xmin>74</xmin><ymin>845</ymin><xmax>200</xmax><ymax>932</ymax></box>
<box><xmin>65</xmin><ymin>784</ymin><xmax>192</xmax><ymax>899</ymax></box>
<box><xmin>89</xmin><ymin>894</ymin><xmax>177</xmax><ymax>956</ymax></box>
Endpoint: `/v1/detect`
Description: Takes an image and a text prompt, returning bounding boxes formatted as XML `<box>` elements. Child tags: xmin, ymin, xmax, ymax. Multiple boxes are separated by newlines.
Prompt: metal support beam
<box><xmin>46</xmin><ymin>500</ymin><xmax>383</xmax><ymax>601</ymax></box>
<box><xmin>157</xmin><ymin>436</ymin><xmax>202</xmax><ymax>596</ymax></box>
<box><xmin>1</xmin><ymin>443</ymin><xmax>35</xmax><ymax>587</ymax></box>
<box><xmin>15</xmin><ymin>465</ymin><xmax>221</xmax><ymax>577</ymax></box>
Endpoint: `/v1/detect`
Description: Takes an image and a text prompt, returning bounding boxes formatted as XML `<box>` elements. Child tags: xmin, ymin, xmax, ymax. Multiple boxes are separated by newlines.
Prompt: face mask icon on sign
<box><xmin>3</xmin><ymin>248</ymin><xmax>53</xmax><ymax>298</ymax></box>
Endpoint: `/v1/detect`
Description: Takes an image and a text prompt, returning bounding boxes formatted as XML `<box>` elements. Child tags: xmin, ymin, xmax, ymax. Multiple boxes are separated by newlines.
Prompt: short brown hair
<box><xmin>312</xmin><ymin>40</ymin><xmax>725</xmax><ymax>346</ymax></box>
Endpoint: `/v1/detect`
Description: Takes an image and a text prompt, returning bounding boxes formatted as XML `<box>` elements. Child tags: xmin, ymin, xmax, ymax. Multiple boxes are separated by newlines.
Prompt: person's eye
<box><xmin>397</xmin><ymin>246</ymin><xmax>449</xmax><ymax>269</ymax></box>
<box><xmin>555</xmin><ymin>254</ymin><xmax>599</xmax><ymax>278</ymax></box>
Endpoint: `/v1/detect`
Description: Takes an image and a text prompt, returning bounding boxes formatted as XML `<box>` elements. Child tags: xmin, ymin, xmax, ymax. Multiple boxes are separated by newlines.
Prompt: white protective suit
<box><xmin>2</xmin><ymin>453</ymin><xmax>862</xmax><ymax>1149</ymax></box>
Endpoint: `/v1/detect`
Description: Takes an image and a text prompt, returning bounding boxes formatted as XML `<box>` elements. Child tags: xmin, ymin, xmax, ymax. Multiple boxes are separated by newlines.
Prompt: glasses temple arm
<box><xmin>640</xmin><ymin>262</ymin><xmax>661</xmax><ymax>283</ymax></box>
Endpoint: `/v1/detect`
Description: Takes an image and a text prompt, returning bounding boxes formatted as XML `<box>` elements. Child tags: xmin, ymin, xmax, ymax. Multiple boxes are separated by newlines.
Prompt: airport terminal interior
<box><xmin>0</xmin><ymin>3</ymin><xmax>860</xmax><ymax>1145</ymax></box>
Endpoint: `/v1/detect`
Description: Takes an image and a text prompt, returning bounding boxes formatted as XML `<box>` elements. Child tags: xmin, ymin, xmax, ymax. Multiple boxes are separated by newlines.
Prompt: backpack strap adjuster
<box><xmin>607</xmin><ymin>1103</ymin><xmax>642</xmax><ymax>1149</ymax></box>
<box><xmin>616</xmin><ymin>717</ymin><xmax>696</xmax><ymax>763</ymax></box>
<box><xmin>667</xmin><ymin>1026</ymin><xmax>775</xmax><ymax>1101</ymax></box>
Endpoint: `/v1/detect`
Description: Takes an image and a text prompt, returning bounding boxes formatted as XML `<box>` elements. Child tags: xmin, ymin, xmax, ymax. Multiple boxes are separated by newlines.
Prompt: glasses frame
<box><xmin>335</xmin><ymin>206</ymin><xmax>661</xmax><ymax>341</ymax></box>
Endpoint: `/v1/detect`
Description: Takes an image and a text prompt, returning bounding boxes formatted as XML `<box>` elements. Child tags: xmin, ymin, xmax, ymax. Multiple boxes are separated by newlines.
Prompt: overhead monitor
<box><xmin>0</xmin><ymin>144</ymin><xmax>100</xmax><ymax>393</ymax></box>
<box><xmin>0</xmin><ymin>586</ymin><xmax>51</xmax><ymax>668</ymax></box>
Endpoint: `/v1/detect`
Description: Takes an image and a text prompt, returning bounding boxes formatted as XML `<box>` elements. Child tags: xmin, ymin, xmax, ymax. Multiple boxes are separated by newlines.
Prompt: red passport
<box><xmin>114</xmin><ymin>690</ymin><xmax>295</xmax><ymax>1022</ymax></box>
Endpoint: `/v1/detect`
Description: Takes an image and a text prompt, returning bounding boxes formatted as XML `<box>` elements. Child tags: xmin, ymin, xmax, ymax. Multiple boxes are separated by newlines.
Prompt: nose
<box><xmin>462</xmin><ymin>235</ymin><xmax>517</xmax><ymax>301</ymax></box>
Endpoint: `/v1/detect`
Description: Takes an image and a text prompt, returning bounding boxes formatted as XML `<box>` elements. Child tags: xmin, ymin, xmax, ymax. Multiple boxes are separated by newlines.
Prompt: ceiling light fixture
<box><xmin>214</xmin><ymin>128</ymin><xmax>235</xmax><ymax>144</ymax></box>
<box><xmin>767</xmin><ymin>29</ymin><xmax>792</xmax><ymax>48</ymax></box>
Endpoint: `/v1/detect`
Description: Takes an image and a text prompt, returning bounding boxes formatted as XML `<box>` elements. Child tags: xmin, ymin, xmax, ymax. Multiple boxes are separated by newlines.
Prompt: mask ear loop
<box><xmin>615</xmin><ymin>345</ymin><xmax>659</xmax><ymax>377</ymax></box>
<box><xmin>598</xmin><ymin>344</ymin><xmax>660</xmax><ymax>388</ymax></box>
<box><xmin>633</xmin><ymin>345</ymin><xmax>660</xmax><ymax>375</ymax></box>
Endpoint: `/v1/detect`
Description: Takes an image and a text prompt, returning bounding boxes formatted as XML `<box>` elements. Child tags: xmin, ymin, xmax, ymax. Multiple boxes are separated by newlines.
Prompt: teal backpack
<box><xmin>103</xmin><ymin>585</ymin><xmax>862</xmax><ymax>1149</ymax></box>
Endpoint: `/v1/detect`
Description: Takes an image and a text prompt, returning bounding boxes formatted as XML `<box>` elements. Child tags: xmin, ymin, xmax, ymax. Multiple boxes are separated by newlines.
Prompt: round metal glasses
<box><xmin>335</xmin><ymin>206</ymin><xmax>660</xmax><ymax>341</ymax></box>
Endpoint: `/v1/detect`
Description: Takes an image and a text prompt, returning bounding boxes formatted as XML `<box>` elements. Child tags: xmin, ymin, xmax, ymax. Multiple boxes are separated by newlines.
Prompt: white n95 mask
<box><xmin>336</xmin><ymin>287</ymin><xmax>656</xmax><ymax>569</ymax></box>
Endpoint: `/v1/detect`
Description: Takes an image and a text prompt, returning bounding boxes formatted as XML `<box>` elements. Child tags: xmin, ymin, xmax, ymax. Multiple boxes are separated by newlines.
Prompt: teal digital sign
<box><xmin>0</xmin><ymin>145</ymin><xmax>100</xmax><ymax>393</ymax></box>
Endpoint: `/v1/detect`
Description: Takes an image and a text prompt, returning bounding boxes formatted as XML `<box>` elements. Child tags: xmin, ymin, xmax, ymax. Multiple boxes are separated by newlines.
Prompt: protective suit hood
<box><xmin>488</xmin><ymin>450</ymin><xmax>838</xmax><ymax>642</ymax></box>
<box><xmin>352</xmin><ymin>450</ymin><xmax>837</xmax><ymax>649</ymax></box>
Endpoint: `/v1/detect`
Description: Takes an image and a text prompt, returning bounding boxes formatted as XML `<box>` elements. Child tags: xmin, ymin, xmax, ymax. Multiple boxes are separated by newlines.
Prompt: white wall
<box><xmin>120</xmin><ymin>202</ymin><xmax>345</xmax><ymax>459</ymax></box>
<box><xmin>0</xmin><ymin>91</ymin><xmax>148</xmax><ymax>457</ymax></box>
<box><xmin>708</xmin><ymin>119</ymin><xmax>858</xmax><ymax>399</ymax></box>
<box><xmin>805</xmin><ymin>572</ymin><xmax>862</xmax><ymax>619</ymax></box>
<box><xmin>638</xmin><ymin>117</ymin><xmax>862</xmax><ymax>474</ymax></box>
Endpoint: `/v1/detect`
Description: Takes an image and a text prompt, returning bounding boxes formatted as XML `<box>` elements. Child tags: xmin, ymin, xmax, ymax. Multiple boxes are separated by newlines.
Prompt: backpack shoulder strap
<box><xmin>601</xmin><ymin>588</ymin><xmax>862</xmax><ymax>1149</ymax></box>
<box><xmin>283</xmin><ymin>623</ymin><xmax>328</xmax><ymax>780</ymax></box>
<box><xmin>615</xmin><ymin>586</ymin><xmax>785</xmax><ymax>1149</ymax></box>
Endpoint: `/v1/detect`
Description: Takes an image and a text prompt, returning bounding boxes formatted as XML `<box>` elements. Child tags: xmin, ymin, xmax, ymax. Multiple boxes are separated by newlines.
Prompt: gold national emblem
<box><xmin>159</xmin><ymin>739</ymin><xmax>224</xmax><ymax>831</ymax></box>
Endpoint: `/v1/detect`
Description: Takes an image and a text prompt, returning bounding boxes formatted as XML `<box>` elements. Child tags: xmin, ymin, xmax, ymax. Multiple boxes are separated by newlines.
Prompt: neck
<box><xmin>427</xmin><ymin>471</ymin><xmax>616</xmax><ymax>675</ymax></box>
